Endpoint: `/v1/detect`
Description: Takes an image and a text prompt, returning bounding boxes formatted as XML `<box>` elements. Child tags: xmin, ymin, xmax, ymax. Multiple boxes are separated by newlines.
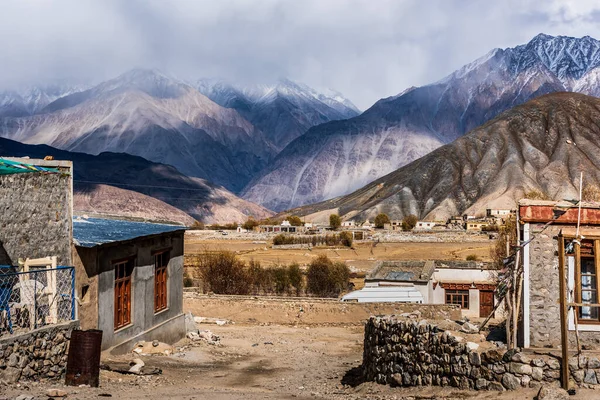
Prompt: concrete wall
<box><xmin>82</xmin><ymin>231</ymin><xmax>185</xmax><ymax>350</ymax></box>
<box><xmin>72</xmin><ymin>246</ymin><xmax>99</xmax><ymax>331</ymax></box>
<box><xmin>0</xmin><ymin>159</ymin><xmax>72</xmax><ymax>266</ymax></box>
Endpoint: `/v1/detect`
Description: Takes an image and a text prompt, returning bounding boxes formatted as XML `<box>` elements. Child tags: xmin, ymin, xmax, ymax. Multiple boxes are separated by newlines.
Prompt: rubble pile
<box><xmin>362</xmin><ymin>316</ymin><xmax>600</xmax><ymax>391</ymax></box>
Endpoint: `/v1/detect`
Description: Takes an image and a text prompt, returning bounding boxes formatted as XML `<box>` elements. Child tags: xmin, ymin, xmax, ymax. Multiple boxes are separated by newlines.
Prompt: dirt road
<box><xmin>2</xmin><ymin>323</ymin><xmax>596</xmax><ymax>400</ymax></box>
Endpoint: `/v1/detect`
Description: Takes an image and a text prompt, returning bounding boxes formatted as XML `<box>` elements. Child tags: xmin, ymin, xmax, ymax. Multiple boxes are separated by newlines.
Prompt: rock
<box><xmin>572</xmin><ymin>369</ymin><xmax>584</xmax><ymax>383</ymax></box>
<box><xmin>588</xmin><ymin>357</ymin><xmax>600</xmax><ymax>369</ymax></box>
<box><xmin>532</xmin><ymin>367</ymin><xmax>544</xmax><ymax>381</ymax></box>
<box><xmin>215</xmin><ymin>319</ymin><xmax>227</xmax><ymax>326</ymax></box>
<box><xmin>129</xmin><ymin>358</ymin><xmax>145</xmax><ymax>374</ymax></box>
<box><xmin>584</xmin><ymin>369</ymin><xmax>598</xmax><ymax>385</ymax></box>
<box><xmin>509</xmin><ymin>362</ymin><xmax>532</xmax><ymax>375</ymax></box>
<box><xmin>152</xmin><ymin>340</ymin><xmax>159</xmax><ymax>347</ymax></box>
<box><xmin>536</xmin><ymin>385</ymin><xmax>569</xmax><ymax>400</ymax></box>
<box><xmin>546</xmin><ymin>358</ymin><xmax>560</xmax><ymax>370</ymax></box>
<box><xmin>46</xmin><ymin>388</ymin><xmax>68</xmax><ymax>397</ymax></box>
<box><xmin>466</xmin><ymin>342</ymin><xmax>479</xmax><ymax>351</ymax></box>
<box><xmin>521</xmin><ymin>375</ymin><xmax>531</xmax><ymax>387</ymax></box>
<box><xmin>460</xmin><ymin>321</ymin><xmax>479</xmax><ymax>334</ymax></box>
<box><xmin>502</xmin><ymin>349</ymin><xmax>518</xmax><ymax>362</ymax></box>
<box><xmin>15</xmin><ymin>395</ymin><xmax>34</xmax><ymax>400</ymax></box>
<box><xmin>7</xmin><ymin>353</ymin><xmax>19</xmax><ymax>367</ymax></box>
<box><xmin>0</xmin><ymin>366</ymin><xmax>22</xmax><ymax>383</ymax></box>
<box><xmin>475</xmin><ymin>378</ymin><xmax>488</xmax><ymax>390</ymax></box>
<box><xmin>511</xmin><ymin>352</ymin><xmax>531</xmax><ymax>364</ymax></box>
<box><xmin>483</xmin><ymin>349</ymin><xmax>503</xmax><ymax>363</ymax></box>
<box><xmin>184</xmin><ymin>312</ymin><xmax>198</xmax><ymax>333</ymax></box>
<box><xmin>488</xmin><ymin>381</ymin><xmax>505</xmax><ymax>391</ymax></box>
<box><xmin>531</xmin><ymin>358</ymin><xmax>546</xmax><ymax>368</ymax></box>
<box><xmin>502</xmin><ymin>373</ymin><xmax>520</xmax><ymax>390</ymax></box>
<box><xmin>469</xmin><ymin>352</ymin><xmax>481</xmax><ymax>366</ymax></box>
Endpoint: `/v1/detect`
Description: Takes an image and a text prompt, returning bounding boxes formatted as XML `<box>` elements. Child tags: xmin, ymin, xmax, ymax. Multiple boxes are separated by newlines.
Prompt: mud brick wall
<box><xmin>0</xmin><ymin>164</ymin><xmax>73</xmax><ymax>266</ymax></box>
<box><xmin>362</xmin><ymin>316</ymin><xmax>600</xmax><ymax>391</ymax></box>
<box><xmin>0</xmin><ymin>321</ymin><xmax>79</xmax><ymax>383</ymax></box>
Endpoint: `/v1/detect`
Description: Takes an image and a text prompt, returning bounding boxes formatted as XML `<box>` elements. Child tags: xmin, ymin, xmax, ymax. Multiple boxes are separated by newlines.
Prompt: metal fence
<box><xmin>0</xmin><ymin>266</ymin><xmax>75</xmax><ymax>338</ymax></box>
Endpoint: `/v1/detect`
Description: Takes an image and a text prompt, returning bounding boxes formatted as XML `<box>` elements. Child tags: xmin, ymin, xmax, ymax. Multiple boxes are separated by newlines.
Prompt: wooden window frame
<box><xmin>114</xmin><ymin>258</ymin><xmax>134</xmax><ymax>330</ymax></box>
<box><xmin>575</xmin><ymin>239</ymin><xmax>600</xmax><ymax>324</ymax></box>
<box><xmin>153</xmin><ymin>250</ymin><xmax>169</xmax><ymax>313</ymax></box>
<box><xmin>445</xmin><ymin>289</ymin><xmax>469</xmax><ymax>309</ymax></box>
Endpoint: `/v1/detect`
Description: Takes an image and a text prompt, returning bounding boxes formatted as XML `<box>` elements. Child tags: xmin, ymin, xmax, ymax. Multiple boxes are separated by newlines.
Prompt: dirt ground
<box><xmin>185</xmin><ymin>237</ymin><xmax>494</xmax><ymax>273</ymax></box>
<box><xmin>2</xmin><ymin>323</ymin><xmax>596</xmax><ymax>400</ymax></box>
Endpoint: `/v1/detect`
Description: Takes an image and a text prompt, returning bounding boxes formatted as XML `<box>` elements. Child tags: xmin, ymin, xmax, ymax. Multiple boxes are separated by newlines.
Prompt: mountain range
<box><xmin>0</xmin><ymin>137</ymin><xmax>271</xmax><ymax>225</ymax></box>
<box><xmin>242</xmin><ymin>34</ymin><xmax>600</xmax><ymax>211</ymax></box>
<box><xmin>285</xmin><ymin>92</ymin><xmax>600</xmax><ymax>222</ymax></box>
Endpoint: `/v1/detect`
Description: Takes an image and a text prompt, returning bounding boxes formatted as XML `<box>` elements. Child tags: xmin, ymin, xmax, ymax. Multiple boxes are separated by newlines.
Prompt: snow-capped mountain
<box><xmin>242</xmin><ymin>33</ymin><xmax>600</xmax><ymax>211</ymax></box>
<box><xmin>197</xmin><ymin>78</ymin><xmax>360</xmax><ymax>149</ymax></box>
<box><xmin>0</xmin><ymin>69</ymin><xmax>276</xmax><ymax>192</ymax></box>
<box><xmin>286</xmin><ymin>93</ymin><xmax>600</xmax><ymax>222</ymax></box>
<box><xmin>0</xmin><ymin>82</ymin><xmax>88</xmax><ymax>118</ymax></box>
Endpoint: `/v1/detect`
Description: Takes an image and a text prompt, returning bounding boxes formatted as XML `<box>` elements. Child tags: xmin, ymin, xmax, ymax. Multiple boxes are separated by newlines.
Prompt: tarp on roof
<box><xmin>0</xmin><ymin>158</ymin><xmax>61</xmax><ymax>175</ymax></box>
<box><xmin>73</xmin><ymin>217</ymin><xmax>186</xmax><ymax>248</ymax></box>
<box><xmin>341</xmin><ymin>285</ymin><xmax>424</xmax><ymax>303</ymax></box>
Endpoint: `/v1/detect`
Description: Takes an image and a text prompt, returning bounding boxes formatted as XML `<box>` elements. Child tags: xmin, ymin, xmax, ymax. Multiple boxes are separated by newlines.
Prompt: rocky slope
<box><xmin>285</xmin><ymin>92</ymin><xmax>600</xmax><ymax>222</ymax></box>
<box><xmin>197</xmin><ymin>78</ymin><xmax>360</xmax><ymax>150</ymax></box>
<box><xmin>0</xmin><ymin>69</ymin><xmax>275</xmax><ymax>192</ymax></box>
<box><xmin>244</xmin><ymin>34</ymin><xmax>600</xmax><ymax>211</ymax></box>
<box><xmin>0</xmin><ymin>138</ymin><xmax>272</xmax><ymax>224</ymax></box>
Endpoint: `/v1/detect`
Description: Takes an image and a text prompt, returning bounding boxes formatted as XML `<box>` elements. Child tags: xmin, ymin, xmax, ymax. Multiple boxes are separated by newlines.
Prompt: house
<box><xmin>258</xmin><ymin>221</ymin><xmax>305</xmax><ymax>234</ymax></box>
<box><xmin>341</xmin><ymin>221</ymin><xmax>356</xmax><ymax>228</ymax></box>
<box><xmin>486</xmin><ymin>208</ymin><xmax>513</xmax><ymax>217</ymax></box>
<box><xmin>519</xmin><ymin>199</ymin><xmax>600</xmax><ymax>349</ymax></box>
<box><xmin>383</xmin><ymin>220</ymin><xmax>402</xmax><ymax>231</ymax></box>
<box><xmin>342</xmin><ymin>260</ymin><xmax>500</xmax><ymax>318</ymax></box>
<box><xmin>72</xmin><ymin>217</ymin><xmax>186</xmax><ymax>352</ymax></box>
<box><xmin>415</xmin><ymin>221</ymin><xmax>436</xmax><ymax>230</ymax></box>
<box><xmin>466</xmin><ymin>221</ymin><xmax>488</xmax><ymax>232</ymax></box>
<box><xmin>361</xmin><ymin>220</ymin><xmax>374</xmax><ymax>230</ymax></box>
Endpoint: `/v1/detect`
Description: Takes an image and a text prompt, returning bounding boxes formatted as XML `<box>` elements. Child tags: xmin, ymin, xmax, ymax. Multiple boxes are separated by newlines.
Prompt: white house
<box><xmin>341</xmin><ymin>221</ymin><xmax>356</xmax><ymax>228</ymax></box>
<box><xmin>415</xmin><ymin>221</ymin><xmax>436</xmax><ymax>230</ymax></box>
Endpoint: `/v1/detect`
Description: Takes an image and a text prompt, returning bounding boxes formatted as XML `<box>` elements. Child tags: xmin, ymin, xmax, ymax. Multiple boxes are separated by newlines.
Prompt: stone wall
<box><xmin>183</xmin><ymin>292</ymin><xmax>461</xmax><ymax>325</ymax></box>
<box><xmin>0</xmin><ymin>160</ymin><xmax>73</xmax><ymax>266</ymax></box>
<box><xmin>362</xmin><ymin>316</ymin><xmax>600</xmax><ymax>391</ymax></box>
<box><xmin>0</xmin><ymin>321</ymin><xmax>79</xmax><ymax>383</ymax></box>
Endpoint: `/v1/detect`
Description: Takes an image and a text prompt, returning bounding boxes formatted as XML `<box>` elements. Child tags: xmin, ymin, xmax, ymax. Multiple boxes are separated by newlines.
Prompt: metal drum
<box><xmin>65</xmin><ymin>329</ymin><xmax>103</xmax><ymax>387</ymax></box>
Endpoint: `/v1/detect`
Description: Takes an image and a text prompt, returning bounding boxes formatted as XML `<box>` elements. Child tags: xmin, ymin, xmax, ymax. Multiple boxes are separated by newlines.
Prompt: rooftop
<box><xmin>367</xmin><ymin>260</ymin><xmax>495</xmax><ymax>282</ymax></box>
<box><xmin>73</xmin><ymin>217</ymin><xmax>185</xmax><ymax>248</ymax></box>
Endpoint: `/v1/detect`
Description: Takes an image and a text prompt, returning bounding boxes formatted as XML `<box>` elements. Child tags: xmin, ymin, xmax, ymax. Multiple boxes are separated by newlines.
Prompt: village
<box><xmin>0</xmin><ymin>156</ymin><xmax>595</xmax><ymax>400</ymax></box>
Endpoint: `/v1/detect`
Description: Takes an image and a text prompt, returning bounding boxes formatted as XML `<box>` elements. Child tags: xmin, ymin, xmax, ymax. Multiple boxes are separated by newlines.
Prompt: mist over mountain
<box><xmin>197</xmin><ymin>78</ymin><xmax>360</xmax><ymax>150</ymax></box>
<box><xmin>243</xmin><ymin>34</ymin><xmax>600</xmax><ymax>211</ymax></box>
<box><xmin>286</xmin><ymin>92</ymin><xmax>600</xmax><ymax>222</ymax></box>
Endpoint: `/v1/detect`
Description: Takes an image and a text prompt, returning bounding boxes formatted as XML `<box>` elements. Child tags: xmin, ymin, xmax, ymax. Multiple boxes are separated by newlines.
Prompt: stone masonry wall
<box><xmin>362</xmin><ymin>316</ymin><xmax>600</xmax><ymax>391</ymax></box>
<box><xmin>0</xmin><ymin>164</ymin><xmax>73</xmax><ymax>266</ymax></box>
<box><xmin>0</xmin><ymin>321</ymin><xmax>79</xmax><ymax>384</ymax></box>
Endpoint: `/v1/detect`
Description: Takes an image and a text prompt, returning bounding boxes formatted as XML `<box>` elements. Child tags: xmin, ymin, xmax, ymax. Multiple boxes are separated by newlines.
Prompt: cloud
<box><xmin>1</xmin><ymin>0</ymin><xmax>600</xmax><ymax>109</ymax></box>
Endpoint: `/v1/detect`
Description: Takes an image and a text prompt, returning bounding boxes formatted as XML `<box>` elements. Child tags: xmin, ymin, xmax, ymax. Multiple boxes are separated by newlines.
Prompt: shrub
<box><xmin>523</xmin><ymin>189</ymin><xmax>550</xmax><ymax>200</ymax></box>
<box><xmin>183</xmin><ymin>272</ymin><xmax>194</xmax><ymax>287</ymax></box>
<box><xmin>329</xmin><ymin>214</ymin><xmax>342</xmax><ymax>230</ymax></box>
<box><xmin>242</xmin><ymin>217</ymin><xmax>259</xmax><ymax>231</ymax></box>
<box><xmin>339</xmin><ymin>231</ymin><xmax>353</xmax><ymax>247</ymax></box>
<box><xmin>374</xmin><ymin>213</ymin><xmax>391</xmax><ymax>229</ymax></box>
<box><xmin>190</xmin><ymin>220</ymin><xmax>205</xmax><ymax>230</ymax></box>
<box><xmin>199</xmin><ymin>251</ymin><xmax>250</xmax><ymax>295</ymax></box>
<box><xmin>247</xmin><ymin>260</ymin><xmax>269</xmax><ymax>294</ymax></box>
<box><xmin>270</xmin><ymin>266</ymin><xmax>290</xmax><ymax>295</ymax></box>
<box><xmin>466</xmin><ymin>254</ymin><xmax>479</xmax><ymax>261</ymax></box>
<box><xmin>286</xmin><ymin>215</ymin><xmax>303</xmax><ymax>226</ymax></box>
<box><xmin>287</xmin><ymin>263</ymin><xmax>303</xmax><ymax>296</ymax></box>
<box><xmin>306</xmin><ymin>255</ymin><xmax>350</xmax><ymax>297</ymax></box>
<box><xmin>273</xmin><ymin>234</ymin><xmax>295</xmax><ymax>245</ymax></box>
<box><xmin>401</xmin><ymin>214</ymin><xmax>418</xmax><ymax>231</ymax></box>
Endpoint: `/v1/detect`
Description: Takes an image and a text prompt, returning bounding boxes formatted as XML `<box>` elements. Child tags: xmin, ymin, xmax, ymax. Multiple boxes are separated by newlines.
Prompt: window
<box><xmin>577</xmin><ymin>240</ymin><xmax>600</xmax><ymax>322</ymax></box>
<box><xmin>154</xmin><ymin>251</ymin><xmax>169</xmax><ymax>313</ymax></box>
<box><xmin>114</xmin><ymin>259</ymin><xmax>134</xmax><ymax>330</ymax></box>
<box><xmin>445</xmin><ymin>289</ymin><xmax>469</xmax><ymax>309</ymax></box>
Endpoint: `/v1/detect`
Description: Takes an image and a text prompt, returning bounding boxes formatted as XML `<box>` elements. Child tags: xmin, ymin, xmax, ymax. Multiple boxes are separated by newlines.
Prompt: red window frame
<box><xmin>154</xmin><ymin>251</ymin><xmax>169</xmax><ymax>313</ymax></box>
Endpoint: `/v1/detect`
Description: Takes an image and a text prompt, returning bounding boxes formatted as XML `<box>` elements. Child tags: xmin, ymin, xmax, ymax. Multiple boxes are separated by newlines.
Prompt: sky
<box><xmin>2</xmin><ymin>0</ymin><xmax>600</xmax><ymax>109</ymax></box>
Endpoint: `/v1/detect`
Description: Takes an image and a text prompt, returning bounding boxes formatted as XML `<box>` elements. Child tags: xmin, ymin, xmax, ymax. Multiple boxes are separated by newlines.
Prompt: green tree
<box><xmin>329</xmin><ymin>214</ymin><xmax>342</xmax><ymax>230</ymax></box>
<box><xmin>286</xmin><ymin>215</ymin><xmax>303</xmax><ymax>226</ymax></box>
<box><xmin>287</xmin><ymin>263</ymin><xmax>304</xmax><ymax>296</ymax></box>
<box><xmin>401</xmin><ymin>214</ymin><xmax>418</xmax><ymax>231</ymax></box>
<box><xmin>306</xmin><ymin>255</ymin><xmax>350</xmax><ymax>297</ymax></box>
<box><xmin>374</xmin><ymin>213</ymin><xmax>391</xmax><ymax>229</ymax></box>
<box><xmin>339</xmin><ymin>231</ymin><xmax>353</xmax><ymax>248</ymax></box>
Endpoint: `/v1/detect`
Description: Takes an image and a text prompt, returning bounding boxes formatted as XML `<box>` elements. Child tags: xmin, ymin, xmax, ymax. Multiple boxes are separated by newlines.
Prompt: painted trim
<box><xmin>523</xmin><ymin>222</ymin><xmax>530</xmax><ymax>348</ymax></box>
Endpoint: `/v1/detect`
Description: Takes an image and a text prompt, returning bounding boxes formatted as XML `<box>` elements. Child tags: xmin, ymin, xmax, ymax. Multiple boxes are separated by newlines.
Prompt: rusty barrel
<box><xmin>65</xmin><ymin>329</ymin><xmax>103</xmax><ymax>387</ymax></box>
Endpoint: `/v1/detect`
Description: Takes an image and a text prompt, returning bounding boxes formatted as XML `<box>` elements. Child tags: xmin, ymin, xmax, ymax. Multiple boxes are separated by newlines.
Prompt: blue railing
<box><xmin>0</xmin><ymin>266</ymin><xmax>75</xmax><ymax>338</ymax></box>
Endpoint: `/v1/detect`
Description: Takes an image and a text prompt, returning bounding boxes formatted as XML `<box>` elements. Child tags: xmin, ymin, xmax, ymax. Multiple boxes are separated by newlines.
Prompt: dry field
<box><xmin>184</xmin><ymin>233</ymin><xmax>495</xmax><ymax>274</ymax></box>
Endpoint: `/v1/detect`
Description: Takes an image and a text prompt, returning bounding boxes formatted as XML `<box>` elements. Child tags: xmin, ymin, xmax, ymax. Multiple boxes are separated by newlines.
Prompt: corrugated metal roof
<box><xmin>73</xmin><ymin>217</ymin><xmax>185</xmax><ymax>248</ymax></box>
<box><xmin>341</xmin><ymin>286</ymin><xmax>424</xmax><ymax>303</ymax></box>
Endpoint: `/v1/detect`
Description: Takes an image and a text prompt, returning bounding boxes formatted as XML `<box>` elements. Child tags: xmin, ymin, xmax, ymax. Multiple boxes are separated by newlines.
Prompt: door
<box><xmin>479</xmin><ymin>290</ymin><xmax>494</xmax><ymax>318</ymax></box>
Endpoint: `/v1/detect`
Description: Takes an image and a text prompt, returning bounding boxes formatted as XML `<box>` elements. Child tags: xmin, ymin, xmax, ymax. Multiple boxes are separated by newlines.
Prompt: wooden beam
<box><xmin>558</xmin><ymin>235</ymin><xmax>570</xmax><ymax>390</ymax></box>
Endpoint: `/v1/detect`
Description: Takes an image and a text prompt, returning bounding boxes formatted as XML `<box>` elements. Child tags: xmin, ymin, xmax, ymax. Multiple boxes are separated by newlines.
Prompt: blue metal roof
<box><xmin>73</xmin><ymin>217</ymin><xmax>185</xmax><ymax>248</ymax></box>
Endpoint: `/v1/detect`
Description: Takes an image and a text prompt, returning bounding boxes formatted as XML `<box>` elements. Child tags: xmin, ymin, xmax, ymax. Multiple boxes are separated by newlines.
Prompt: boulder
<box><xmin>546</xmin><ymin>358</ymin><xmax>560</xmax><ymax>370</ymax></box>
<box><xmin>460</xmin><ymin>321</ymin><xmax>479</xmax><ymax>334</ymax></box>
<box><xmin>584</xmin><ymin>369</ymin><xmax>598</xmax><ymax>385</ymax></box>
<box><xmin>0</xmin><ymin>366</ymin><xmax>22</xmax><ymax>383</ymax></box>
<box><xmin>502</xmin><ymin>373</ymin><xmax>520</xmax><ymax>390</ymax></box>
<box><xmin>532</xmin><ymin>367</ymin><xmax>544</xmax><ymax>381</ymax></box>
<box><xmin>509</xmin><ymin>362</ymin><xmax>532</xmax><ymax>375</ymax></box>
<box><xmin>535</xmin><ymin>385</ymin><xmax>569</xmax><ymax>400</ymax></box>
<box><xmin>511</xmin><ymin>352</ymin><xmax>531</xmax><ymax>364</ymax></box>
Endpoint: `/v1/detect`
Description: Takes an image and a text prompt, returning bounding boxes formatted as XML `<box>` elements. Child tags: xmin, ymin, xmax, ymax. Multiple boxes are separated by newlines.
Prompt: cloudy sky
<box><xmin>2</xmin><ymin>0</ymin><xmax>600</xmax><ymax>109</ymax></box>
